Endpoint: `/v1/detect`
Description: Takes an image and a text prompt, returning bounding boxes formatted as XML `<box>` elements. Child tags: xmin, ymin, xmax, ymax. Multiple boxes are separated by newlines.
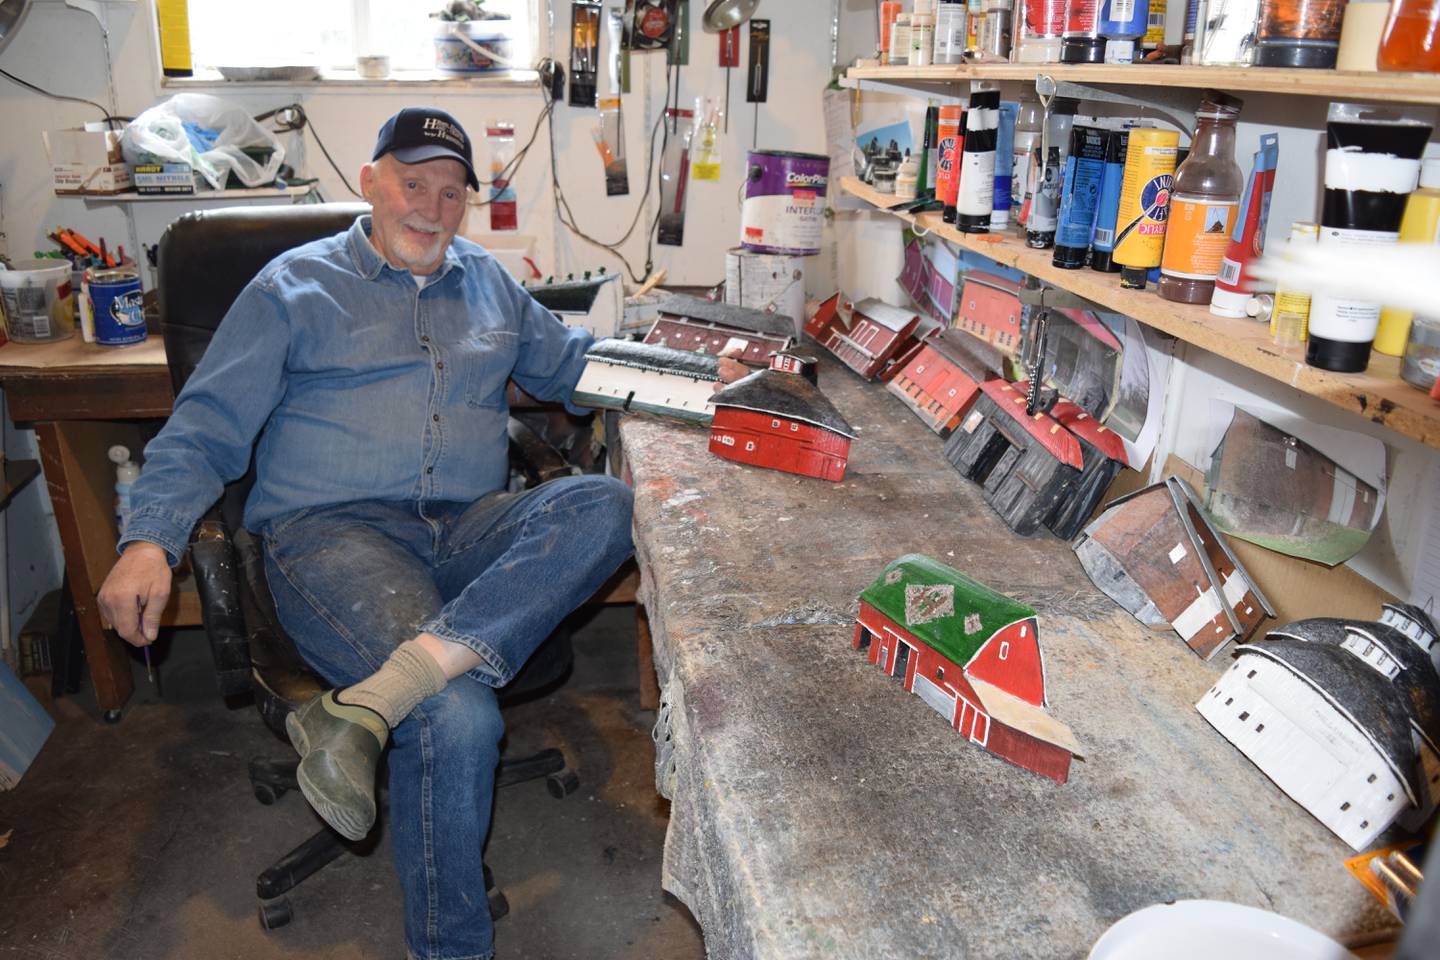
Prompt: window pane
<box><xmin>190</xmin><ymin>0</ymin><xmax>352</xmax><ymax>69</ymax></box>
<box><xmin>372</xmin><ymin>0</ymin><xmax>534</xmax><ymax>71</ymax></box>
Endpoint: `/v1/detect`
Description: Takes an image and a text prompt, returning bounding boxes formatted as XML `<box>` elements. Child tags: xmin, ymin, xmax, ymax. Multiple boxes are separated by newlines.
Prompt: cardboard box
<box><xmin>43</xmin><ymin>123</ymin><xmax>133</xmax><ymax>195</ymax></box>
<box><xmin>131</xmin><ymin>162</ymin><xmax>196</xmax><ymax>195</ymax></box>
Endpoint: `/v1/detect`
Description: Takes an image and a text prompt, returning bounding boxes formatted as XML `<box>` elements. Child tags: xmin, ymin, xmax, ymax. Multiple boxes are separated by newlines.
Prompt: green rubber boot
<box><xmin>285</xmin><ymin>690</ymin><xmax>389</xmax><ymax>842</ymax></box>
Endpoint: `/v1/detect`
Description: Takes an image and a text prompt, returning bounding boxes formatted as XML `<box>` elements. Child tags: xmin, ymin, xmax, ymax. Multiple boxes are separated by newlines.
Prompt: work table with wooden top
<box><xmin>619</xmin><ymin>351</ymin><xmax>1394</xmax><ymax>959</ymax></box>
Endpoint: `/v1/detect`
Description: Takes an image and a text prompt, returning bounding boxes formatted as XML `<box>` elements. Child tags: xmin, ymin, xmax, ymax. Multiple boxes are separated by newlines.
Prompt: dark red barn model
<box><xmin>954</xmin><ymin>271</ymin><xmax>1023</xmax><ymax>357</ymax></box>
<box><xmin>644</xmin><ymin>292</ymin><xmax>795</xmax><ymax>366</ymax></box>
<box><xmin>854</xmin><ymin>554</ymin><xmax>1083</xmax><ymax>784</ymax></box>
<box><xmin>819</xmin><ymin>297</ymin><xmax>921</xmax><ymax>382</ymax></box>
<box><xmin>887</xmin><ymin>328</ymin><xmax>1005</xmax><ymax>437</ymax></box>
<box><xmin>708</xmin><ymin>354</ymin><xmax>855</xmax><ymax>482</ymax></box>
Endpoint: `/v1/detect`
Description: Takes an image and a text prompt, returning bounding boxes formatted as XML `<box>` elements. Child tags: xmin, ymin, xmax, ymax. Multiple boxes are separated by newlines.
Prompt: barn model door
<box><xmin>956</xmin><ymin>696</ymin><xmax>990</xmax><ymax>747</ymax></box>
<box><xmin>892</xmin><ymin>641</ymin><xmax>913</xmax><ymax>684</ymax></box>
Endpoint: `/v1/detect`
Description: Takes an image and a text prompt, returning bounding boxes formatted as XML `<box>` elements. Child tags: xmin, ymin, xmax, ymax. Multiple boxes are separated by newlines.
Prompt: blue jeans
<box><xmin>261</xmin><ymin>475</ymin><xmax>635</xmax><ymax>960</ymax></box>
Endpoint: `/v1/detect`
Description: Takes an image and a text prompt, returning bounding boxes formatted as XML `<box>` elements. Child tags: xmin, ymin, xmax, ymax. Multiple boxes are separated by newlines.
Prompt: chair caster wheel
<box><xmin>253</xmin><ymin>783</ymin><xmax>286</xmax><ymax>805</ymax></box>
<box><xmin>546</xmin><ymin>768</ymin><xmax>579</xmax><ymax>798</ymax></box>
<box><xmin>488</xmin><ymin>887</ymin><xmax>510</xmax><ymax>921</ymax></box>
<box><xmin>259</xmin><ymin>897</ymin><xmax>293</xmax><ymax>930</ymax></box>
<box><xmin>102</xmin><ymin>709</ymin><xmax>122</xmax><ymax>725</ymax></box>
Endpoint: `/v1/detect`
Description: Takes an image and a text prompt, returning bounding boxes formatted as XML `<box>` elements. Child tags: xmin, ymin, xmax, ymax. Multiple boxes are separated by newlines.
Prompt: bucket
<box><xmin>740</xmin><ymin>150</ymin><xmax>830</xmax><ymax>257</ymax></box>
<box><xmin>0</xmin><ymin>260</ymin><xmax>76</xmax><ymax>343</ymax></box>
<box><xmin>725</xmin><ymin>247</ymin><xmax>806</xmax><ymax>338</ymax></box>
<box><xmin>433</xmin><ymin>19</ymin><xmax>517</xmax><ymax>73</ymax></box>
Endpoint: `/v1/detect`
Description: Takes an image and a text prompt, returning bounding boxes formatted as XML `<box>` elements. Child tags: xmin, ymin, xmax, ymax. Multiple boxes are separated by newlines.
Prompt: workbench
<box><xmin>620</xmin><ymin>352</ymin><xmax>1396</xmax><ymax>959</ymax></box>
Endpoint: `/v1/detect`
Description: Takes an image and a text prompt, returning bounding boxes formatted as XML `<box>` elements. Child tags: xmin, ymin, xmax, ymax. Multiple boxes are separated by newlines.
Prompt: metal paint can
<box><xmin>86</xmin><ymin>267</ymin><xmax>147</xmax><ymax>346</ymax></box>
<box><xmin>725</xmin><ymin>247</ymin><xmax>806</xmax><ymax>338</ymax></box>
<box><xmin>740</xmin><ymin>150</ymin><xmax>829</xmax><ymax>257</ymax></box>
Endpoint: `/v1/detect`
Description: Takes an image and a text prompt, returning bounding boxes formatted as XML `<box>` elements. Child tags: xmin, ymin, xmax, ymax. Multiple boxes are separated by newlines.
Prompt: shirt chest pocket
<box><xmin>457</xmin><ymin>330</ymin><xmax>520</xmax><ymax>409</ymax></box>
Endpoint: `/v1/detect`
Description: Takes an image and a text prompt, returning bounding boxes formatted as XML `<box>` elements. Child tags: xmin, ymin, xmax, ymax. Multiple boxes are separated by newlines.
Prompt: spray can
<box><xmin>1113</xmin><ymin>127</ymin><xmax>1181</xmax><ymax>289</ymax></box>
<box><xmin>1053</xmin><ymin>126</ymin><xmax>1109</xmax><ymax>268</ymax></box>
<box><xmin>1090</xmin><ymin>129</ymin><xmax>1128</xmax><ymax>273</ymax></box>
<box><xmin>934</xmin><ymin>0</ymin><xmax>970</xmax><ymax>62</ymax></box>
<box><xmin>979</xmin><ymin>0</ymin><xmax>1014</xmax><ymax>58</ymax></box>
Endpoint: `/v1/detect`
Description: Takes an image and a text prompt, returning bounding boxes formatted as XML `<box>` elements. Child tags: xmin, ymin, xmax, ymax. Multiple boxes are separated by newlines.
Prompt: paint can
<box><xmin>725</xmin><ymin>247</ymin><xmax>806</xmax><ymax>338</ymax></box>
<box><xmin>86</xmin><ymin>267</ymin><xmax>148</xmax><ymax>347</ymax></box>
<box><xmin>740</xmin><ymin>150</ymin><xmax>829</xmax><ymax>257</ymax></box>
<box><xmin>0</xmin><ymin>260</ymin><xmax>75</xmax><ymax>343</ymax></box>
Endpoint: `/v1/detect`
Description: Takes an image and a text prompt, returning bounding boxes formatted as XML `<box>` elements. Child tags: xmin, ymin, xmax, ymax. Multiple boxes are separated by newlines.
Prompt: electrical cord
<box><xmin>0</xmin><ymin>67</ymin><xmax>127</xmax><ymax>127</ymax></box>
<box><xmin>255</xmin><ymin>103</ymin><xmax>362</xmax><ymax>198</ymax></box>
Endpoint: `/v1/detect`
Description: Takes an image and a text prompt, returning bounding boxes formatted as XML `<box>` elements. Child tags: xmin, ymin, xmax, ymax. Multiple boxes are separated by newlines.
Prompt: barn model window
<box><xmin>790</xmin><ymin>423</ymin><xmax>799</xmax><ymax>432</ymax></box>
<box><xmin>999</xmin><ymin>641</ymin><xmax>1010</xmax><ymax>660</ymax></box>
<box><xmin>745</xmin><ymin>441</ymin><xmax>756</xmax><ymax>451</ymax></box>
<box><xmin>1340</xmin><ymin>633</ymin><xmax>1400</xmax><ymax>679</ymax></box>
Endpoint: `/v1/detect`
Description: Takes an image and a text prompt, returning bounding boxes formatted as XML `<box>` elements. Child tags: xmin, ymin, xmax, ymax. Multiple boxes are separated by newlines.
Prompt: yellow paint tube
<box><xmin>1112</xmin><ymin>128</ymin><xmax>1181</xmax><ymax>290</ymax></box>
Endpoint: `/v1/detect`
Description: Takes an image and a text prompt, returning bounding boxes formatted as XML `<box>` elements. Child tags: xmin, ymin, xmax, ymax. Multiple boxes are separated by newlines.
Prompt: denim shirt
<box><xmin>119</xmin><ymin>216</ymin><xmax>594</xmax><ymax>566</ymax></box>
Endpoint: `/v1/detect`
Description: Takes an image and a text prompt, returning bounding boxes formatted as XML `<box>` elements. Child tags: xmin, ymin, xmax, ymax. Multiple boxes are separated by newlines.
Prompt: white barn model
<box><xmin>571</xmin><ymin>339</ymin><xmax>722</xmax><ymax>424</ymax></box>
<box><xmin>1197</xmin><ymin>603</ymin><xmax>1440</xmax><ymax>851</ymax></box>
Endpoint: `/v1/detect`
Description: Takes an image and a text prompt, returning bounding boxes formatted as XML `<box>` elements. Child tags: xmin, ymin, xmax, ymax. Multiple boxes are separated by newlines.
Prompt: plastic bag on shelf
<box><xmin>120</xmin><ymin>93</ymin><xmax>284</xmax><ymax>190</ymax></box>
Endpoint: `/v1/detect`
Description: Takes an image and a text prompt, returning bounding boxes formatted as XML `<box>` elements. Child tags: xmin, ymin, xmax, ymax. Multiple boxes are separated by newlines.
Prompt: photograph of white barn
<box><xmin>1197</xmin><ymin>604</ymin><xmax>1440</xmax><ymax>851</ymax></box>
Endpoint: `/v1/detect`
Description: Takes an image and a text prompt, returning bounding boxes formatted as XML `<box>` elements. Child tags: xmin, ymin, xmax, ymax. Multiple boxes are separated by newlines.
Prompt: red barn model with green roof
<box><xmin>854</xmin><ymin>554</ymin><xmax>1083</xmax><ymax>784</ymax></box>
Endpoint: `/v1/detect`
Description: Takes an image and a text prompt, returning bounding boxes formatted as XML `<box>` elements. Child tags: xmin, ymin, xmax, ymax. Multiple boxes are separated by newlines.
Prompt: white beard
<box><xmin>389</xmin><ymin>217</ymin><xmax>448</xmax><ymax>271</ymax></box>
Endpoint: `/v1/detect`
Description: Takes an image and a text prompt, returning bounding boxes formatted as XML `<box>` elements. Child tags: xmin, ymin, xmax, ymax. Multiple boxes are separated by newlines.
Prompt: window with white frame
<box><xmin>187</xmin><ymin>0</ymin><xmax>538</xmax><ymax>75</ymax></box>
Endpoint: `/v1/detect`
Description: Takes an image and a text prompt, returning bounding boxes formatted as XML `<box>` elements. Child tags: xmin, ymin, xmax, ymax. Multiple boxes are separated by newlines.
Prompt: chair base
<box><xmin>248</xmin><ymin>748</ymin><xmax>578</xmax><ymax>929</ymax></box>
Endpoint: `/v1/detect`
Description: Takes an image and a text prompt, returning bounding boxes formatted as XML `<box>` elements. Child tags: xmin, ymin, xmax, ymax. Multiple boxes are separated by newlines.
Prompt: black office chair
<box><xmin>156</xmin><ymin>203</ymin><xmax>581</xmax><ymax>930</ymax></box>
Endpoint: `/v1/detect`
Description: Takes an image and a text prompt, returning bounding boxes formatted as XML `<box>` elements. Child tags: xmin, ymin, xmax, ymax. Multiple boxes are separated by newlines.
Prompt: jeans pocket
<box><xmin>461</xmin><ymin>330</ymin><xmax>519</xmax><ymax>409</ymax></box>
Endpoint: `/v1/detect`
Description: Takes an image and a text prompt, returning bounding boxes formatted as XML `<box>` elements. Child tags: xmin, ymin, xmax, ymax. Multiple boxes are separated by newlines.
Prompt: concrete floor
<box><xmin>0</xmin><ymin>606</ymin><xmax>705</xmax><ymax>960</ymax></box>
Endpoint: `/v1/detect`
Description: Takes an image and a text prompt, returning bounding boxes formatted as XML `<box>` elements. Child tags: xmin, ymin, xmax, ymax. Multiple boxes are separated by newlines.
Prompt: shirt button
<box><xmin>421</xmin><ymin>335</ymin><xmax>430</xmax><ymax>342</ymax></box>
<box><xmin>426</xmin><ymin>467</ymin><xmax>434</xmax><ymax>474</ymax></box>
<box><xmin>436</xmin><ymin>361</ymin><xmax>445</xmax><ymax>370</ymax></box>
<box><xmin>432</xmin><ymin>414</ymin><xmax>440</xmax><ymax>422</ymax></box>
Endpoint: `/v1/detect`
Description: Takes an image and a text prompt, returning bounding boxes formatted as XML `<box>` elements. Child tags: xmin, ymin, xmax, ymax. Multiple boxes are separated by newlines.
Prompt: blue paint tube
<box><xmin>992</xmin><ymin>102</ymin><xmax>1018</xmax><ymax>230</ymax></box>
<box><xmin>1053</xmin><ymin>126</ymin><xmax>1108</xmax><ymax>269</ymax></box>
<box><xmin>1090</xmin><ymin>129</ymin><xmax>1128</xmax><ymax>273</ymax></box>
<box><xmin>1098</xmin><ymin>0</ymin><xmax>1149</xmax><ymax>63</ymax></box>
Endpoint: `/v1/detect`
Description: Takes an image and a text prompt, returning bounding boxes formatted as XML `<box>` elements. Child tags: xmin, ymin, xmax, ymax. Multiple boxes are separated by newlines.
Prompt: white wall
<box><xmin>0</xmin><ymin>0</ymin><xmax>845</xmax><ymax>637</ymax></box>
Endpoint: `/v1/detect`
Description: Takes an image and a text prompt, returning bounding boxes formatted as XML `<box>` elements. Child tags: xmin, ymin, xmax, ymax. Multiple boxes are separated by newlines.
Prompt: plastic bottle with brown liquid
<box><xmin>1158</xmin><ymin>94</ymin><xmax>1244</xmax><ymax>304</ymax></box>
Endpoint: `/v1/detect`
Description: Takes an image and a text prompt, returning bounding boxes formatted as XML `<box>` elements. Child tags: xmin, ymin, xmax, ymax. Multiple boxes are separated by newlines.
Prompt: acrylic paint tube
<box><xmin>1113</xmin><ymin>128</ymin><xmax>1180</xmax><ymax>289</ymax></box>
<box><xmin>1090</xmin><ymin>130</ymin><xmax>1128</xmax><ymax>273</ymax></box>
<box><xmin>1307</xmin><ymin>103</ymin><xmax>1433</xmax><ymax>373</ymax></box>
<box><xmin>1098</xmin><ymin>0</ymin><xmax>1149</xmax><ymax>62</ymax></box>
<box><xmin>1143</xmin><ymin>0</ymin><xmax>1167</xmax><ymax>49</ymax></box>
<box><xmin>1026</xmin><ymin>148</ymin><xmax>1063</xmax><ymax>247</ymax></box>
<box><xmin>936</xmin><ymin>105</ymin><xmax>965</xmax><ymax>224</ymax></box>
<box><xmin>958</xmin><ymin>90</ymin><xmax>1000</xmax><ymax>233</ymax></box>
<box><xmin>992</xmin><ymin>102</ymin><xmax>1018</xmax><ymax>230</ymax></box>
<box><xmin>1053</xmin><ymin>126</ymin><xmax>1108</xmax><ymax>268</ymax></box>
<box><xmin>1012</xmin><ymin>96</ymin><xmax>1043</xmax><ymax>228</ymax></box>
<box><xmin>1211</xmin><ymin>133</ymin><xmax>1279</xmax><ymax>318</ymax></box>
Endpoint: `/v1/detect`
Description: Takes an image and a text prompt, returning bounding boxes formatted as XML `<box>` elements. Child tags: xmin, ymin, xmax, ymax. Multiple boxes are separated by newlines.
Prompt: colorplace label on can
<box><xmin>741</xmin><ymin>153</ymin><xmax>829</xmax><ymax>255</ymax></box>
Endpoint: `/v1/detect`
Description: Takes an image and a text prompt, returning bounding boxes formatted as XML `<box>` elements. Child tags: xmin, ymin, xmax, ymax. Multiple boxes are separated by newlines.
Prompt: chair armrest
<box><xmin>189</xmin><ymin>516</ymin><xmax>254</xmax><ymax>698</ymax></box>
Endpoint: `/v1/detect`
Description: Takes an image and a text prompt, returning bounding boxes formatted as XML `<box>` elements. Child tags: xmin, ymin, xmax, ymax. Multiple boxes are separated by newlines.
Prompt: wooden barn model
<box><xmin>886</xmin><ymin>328</ymin><xmax>1005</xmax><ymax>437</ymax></box>
<box><xmin>644</xmin><ymin>292</ymin><xmax>794</xmax><ymax>366</ymax></box>
<box><xmin>1074</xmin><ymin>477</ymin><xmax>1275</xmax><ymax>659</ymax></box>
<box><xmin>708</xmin><ymin>354</ymin><xmax>855</xmax><ymax>482</ymax></box>
<box><xmin>803</xmin><ymin>291</ymin><xmax>849</xmax><ymax>343</ymax></box>
<box><xmin>525</xmin><ymin>270</ymin><xmax>625</xmax><ymax>337</ymax></box>
<box><xmin>571</xmin><ymin>339</ymin><xmax>721</xmax><ymax>423</ymax></box>
<box><xmin>854</xmin><ymin>554</ymin><xmax>1083</xmax><ymax>784</ymax></box>
<box><xmin>943</xmin><ymin>381</ymin><xmax>1126</xmax><ymax>538</ymax></box>
<box><xmin>1197</xmin><ymin>603</ymin><xmax>1440</xmax><ymax>851</ymax></box>
<box><xmin>819</xmin><ymin>297</ymin><xmax>921</xmax><ymax>382</ymax></box>
<box><xmin>954</xmin><ymin>272</ymin><xmax>1023</xmax><ymax>357</ymax></box>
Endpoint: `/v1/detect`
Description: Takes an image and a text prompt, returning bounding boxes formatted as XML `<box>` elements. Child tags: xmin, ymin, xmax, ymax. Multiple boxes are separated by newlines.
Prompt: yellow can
<box><xmin>1375</xmin><ymin>159</ymin><xmax>1440</xmax><ymax>356</ymax></box>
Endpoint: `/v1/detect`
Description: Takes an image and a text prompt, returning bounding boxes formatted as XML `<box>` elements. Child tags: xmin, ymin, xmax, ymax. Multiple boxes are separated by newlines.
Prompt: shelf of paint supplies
<box><xmin>844</xmin><ymin>63</ymin><xmax>1440</xmax><ymax>107</ymax></box>
<box><xmin>839</xmin><ymin>175</ymin><xmax>1440</xmax><ymax>452</ymax></box>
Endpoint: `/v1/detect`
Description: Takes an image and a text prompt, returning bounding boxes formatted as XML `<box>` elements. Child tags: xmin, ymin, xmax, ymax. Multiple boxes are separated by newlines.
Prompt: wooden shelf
<box><xmin>844</xmin><ymin>63</ymin><xmax>1440</xmax><ymax>105</ymax></box>
<box><xmin>71</xmin><ymin>185</ymin><xmax>315</xmax><ymax>203</ymax></box>
<box><xmin>840</xmin><ymin>175</ymin><xmax>1440</xmax><ymax>449</ymax></box>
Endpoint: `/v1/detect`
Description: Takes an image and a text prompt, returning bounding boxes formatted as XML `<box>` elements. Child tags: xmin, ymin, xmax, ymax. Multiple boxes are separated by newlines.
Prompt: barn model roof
<box><xmin>924</xmin><ymin>328</ymin><xmax>1005</xmax><ymax>381</ymax></box>
<box><xmin>979</xmin><ymin>381</ymin><xmax>1085</xmax><ymax>470</ymax></box>
<box><xmin>656</xmin><ymin>293</ymin><xmax>794</xmax><ymax>339</ymax></box>
<box><xmin>525</xmin><ymin>271</ymin><xmax>621</xmax><ymax>313</ymax></box>
<box><xmin>1236</xmin><ymin>637</ymin><xmax>1422</xmax><ymax>804</ymax></box>
<box><xmin>852</xmin><ymin>298</ymin><xmax>918</xmax><ymax>332</ymax></box>
<box><xmin>584</xmin><ymin>339</ymin><xmax>722</xmax><ymax>379</ymax></box>
<box><xmin>860</xmin><ymin>554</ymin><xmax>1036</xmax><ymax>669</ymax></box>
<box><xmin>711</xmin><ymin>369</ymin><xmax>856</xmax><ymax>438</ymax></box>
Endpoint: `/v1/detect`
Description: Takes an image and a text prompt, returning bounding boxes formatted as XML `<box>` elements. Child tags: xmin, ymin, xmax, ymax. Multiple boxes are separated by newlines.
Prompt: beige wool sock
<box><xmin>337</xmin><ymin>640</ymin><xmax>449</xmax><ymax>729</ymax></box>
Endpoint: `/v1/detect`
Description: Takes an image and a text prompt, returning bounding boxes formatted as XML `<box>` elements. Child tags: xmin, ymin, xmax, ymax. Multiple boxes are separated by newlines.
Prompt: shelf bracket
<box><xmin>1046</xmin><ymin>76</ymin><xmax>1198</xmax><ymax>134</ymax></box>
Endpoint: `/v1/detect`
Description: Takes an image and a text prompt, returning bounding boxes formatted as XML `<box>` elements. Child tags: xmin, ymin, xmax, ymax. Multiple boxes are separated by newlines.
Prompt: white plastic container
<box><xmin>0</xmin><ymin>260</ymin><xmax>76</xmax><ymax>343</ymax></box>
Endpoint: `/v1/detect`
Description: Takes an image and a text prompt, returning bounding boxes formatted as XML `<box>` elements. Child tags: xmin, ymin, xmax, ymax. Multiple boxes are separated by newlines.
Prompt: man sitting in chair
<box><xmin>97</xmin><ymin>107</ymin><xmax>742</xmax><ymax>960</ymax></box>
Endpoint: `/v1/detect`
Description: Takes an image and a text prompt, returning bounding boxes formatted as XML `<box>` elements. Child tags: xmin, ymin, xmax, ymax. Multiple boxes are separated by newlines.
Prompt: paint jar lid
<box><xmin>1104</xmin><ymin>39</ymin><xmax>1135</xmax><ymax>63</ymax></box>
<box><xmin>1255</xmin><ymin>39</ymin><xmax>1340</xmax><ymax>69</ymax></box>
<box><xmin>1052</xmin><ymin>244</ymin><xmax>1089</xmax><ymax>269</ymax></box>
<box><xmin>1306</xmin><ymin>334</ymin><xmax>1372</xmax><ymax>373</ymax></box>
<box><xmin>958</xmin><ymin>213</ymin><xmax>992</xmax><ymax>233</ymax></box>
<box><xmin>1090</xmin><ymin>249</ymin><xmax>1120</xmax><ymax>273</ymax></box>
<box><xmin>1061</xmin><ymin>36</ymin><xmax>1106</xmax><ymax>63</ymax></box>
<box><xmin>1421</xmin><ymin>158</ymin><xmax>1440</xmax><ymax>189</ymax></box>
<box><xmin>1209</xmin><ymin>285</ymin><xmax>1253</xmax><ymax>318</ymax></box>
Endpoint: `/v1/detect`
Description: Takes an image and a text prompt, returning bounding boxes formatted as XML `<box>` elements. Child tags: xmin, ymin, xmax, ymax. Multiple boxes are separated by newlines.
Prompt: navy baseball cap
<box><xmin>372</xmin><ymin>107</ymin><xmax>479</xmax><ymax>190</ymax></box>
